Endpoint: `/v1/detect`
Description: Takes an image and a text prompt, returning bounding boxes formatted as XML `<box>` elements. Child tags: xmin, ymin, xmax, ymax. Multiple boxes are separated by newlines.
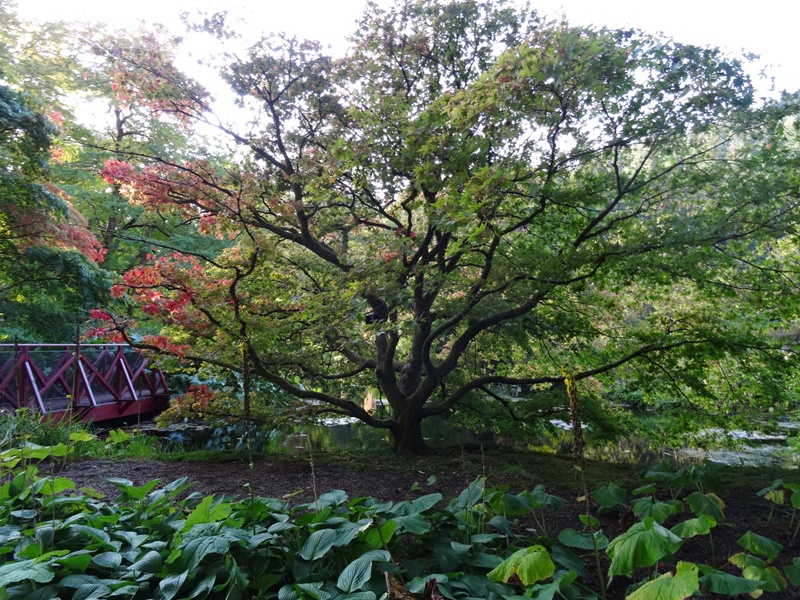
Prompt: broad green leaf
<box><xmin>0</xmin><ymin>558</ymin><xmax>54</xmax><ymax>586</ymax></box>
<box><xmin>765</xmin><ymin>490</ymin><xmax>784</xmax><ymax>505</ymax></box>
<box><xmin>35</xmin><ymin>526</ymin><xmax>54</xmax><ymax>547</ymax></box>
<box><xmin>299</xmin><ymin>529</ymin><xmax>337</xmax><ymax>561</ymax></box>
<box><xmin>160</xmin><ymin>571</ymin><xmax>188</xmax><ymax>600</ymax></box>
<box><xmin>632</xmin><ymin>484</ymin><xmax>657</xmax><ymax>496</ymax></box>
<box><xmin>393</xmin><ymin>513</ymin><xmax>430</xmax><ymax>535</ymax></box>
<box><xmin>627</xmin><ymin>562</ymin><xmax>699</xmax><ymax>600</ymax></box>
<box><xmin>558</xmin><ymin>528</ymin><xmax>609</xmax><ymax>550</ymax></box>
<box><xmin>181</xmin><ymin>535</ymin><xmax>235</xmax><ymax>571</ymax></box>
<box><xmin>334</xmin><ymin>518</ymin><xmax>372</xmax><ymax>547</ymax></box>
<box><xmin>498</xmin><ymin>493</ymin><xmax>532</xmax><ymax>517</ymax></box>
<box><xmin>551</xmin><ymin>545</ymin><xmax>588</xmax><ymax>578</ymax></box>
<box><xmin>466</xmin><ymin>552</ymin><xmax>504</xmax><ymax>569</ymax></box>
<box><xmin>364</xmin><ymin>519</ymin><xmax>397</xmax><ymax>549</ymax></box>
<box><xmin>737</xmin><ymin>531</ymin><xmax>783</xmax><ymax>560</ymax></box>
<box><xmin>337</xmin><ymin>556</ymin><xmax>373</xmax><ymax>593</ymax></box>
<box><xmin>527</xmin><ymin>580</ymin><xmax>559</xmax><ymax>600</ymax></box>
<box><xmin>92</xmin><ymin>552</ymin><xmax>122</xmax><ymax>570</ymax></box>
<box><xmin>487</xmin><ymin>545</ymin><xmax>555</xmax><ymax>585</ymax></box>
<box><xmin>185</xmin><ymin>570</ymin><xmax>219</xmax><ymax>599</ymax></box>
<box><xmin>685</xmin><ymin>492</ymin><xmax>725</xmax><ymax>522</ymax></box>
<box><xmin>317</xmin><ymin>489</ymin><xmax>348</xmax><ymax>507</ymax></box>
<box><xmin>56</xmin><ymin>552</ymin><xmax>93</xmax><ymax>571</ymax></box>
<box><xmin>295</xmin><ymin>582</ymin><xmax>330</xmax><ymax>600</ymax></box>
<box><xmin>182</xmin><ymin>495</ymin><xmax>232</xmax><ymax>532</ymax></box>
<box><xmin>471</xmin><ymin>533</ymin><xmax>503</xmax><ymax>544</ymax></box>
<box><xmin>729</xmin><ymin>552</ymin><xmax>766</xmax><ymax>570</ymax></box>
<box><xmin>670</xmin><ymin>514</ymin><xmax>717</xmax><ymax>539</ymax></box>
<box><xmin>38</xmin><ymin>477</ymin><xmax>75</xmax><ymax>495</ymax></box>
<box><xmin>632</xmin><ymin>497</ymin><xmax>678</xmax><ymax>523</ymax></box>
<box><xmin>69</xmin><ymin>431</ymin><xmax>95</xmax><ymax>443</ymax></box>
<box><xmin>699</xmin><ymin>569</ymin><xmax>763</xmax><ymax>595</ymax></box>
<box><xmin>756</xmin><ymin>479</ymin><xmax>783</xmax><ymax>496</ymax></box>
<box><xmin>528</xmin><ymin>485</ymin><xmax>565</xmax><ymax>511</ymax></box>
<box><xmin>391</xmin><ymin>493</ymin><xmax>442</xmax><ymax>516</ymax></box>
<box><xmin>488</xmin><ymin>515</ymin><xmax>513</xmax><ymax>537</ymax></box>
<box><xmin>592</xmin><ymin>483</ymin><xmax>626</xmax><ymax>510</ymax></box>
<box><xmin>579</xmin><ymin>514</ymin><xmax>600</xmax><ymax>527</ymax></box>
<box><xmin>73</xmin><ymin>583</ymin><xmax>112</xmax><ymax>600</ymax></box>
<box><xmin>13</xmin><ymin>584</ymin><xmax>58</xmax><ymax>600</ymax></box>
<box><xmin>453</xmin><ymin>479</ymin><xmax>485</xmax><ymax>509</ymax></box>
<box><xmin>784</xmin><ymin>557</ymin><xmax>800</xmax><ymax>586</ymax></box>
<box><xmin>606</xmin><ymin>519</ymin><xmax>682</xmax><ymax>577</ymax></box>
<box><xmin>742</xmin><ymin>565</ymin><xmax>787</xmax><ymax>592</ymax></box>
<box><xmin>127</xmin><ymin>550</ymin><xmax>162</xmax><ymax>573</ymax></box>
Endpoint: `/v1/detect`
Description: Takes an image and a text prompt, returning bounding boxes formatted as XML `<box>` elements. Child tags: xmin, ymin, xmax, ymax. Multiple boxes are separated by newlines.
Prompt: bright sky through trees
<box><xmin>19</xmin><ymin>0</ymin><xmax>800</xmax><ymax>96</ymax></box>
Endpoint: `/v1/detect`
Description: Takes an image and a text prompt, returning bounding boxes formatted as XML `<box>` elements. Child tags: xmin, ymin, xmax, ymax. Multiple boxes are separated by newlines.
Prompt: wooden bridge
<box><xmin>0</xmin><ymin>343</ymin><xmax>170</xmax><ymax>423</ymax></box>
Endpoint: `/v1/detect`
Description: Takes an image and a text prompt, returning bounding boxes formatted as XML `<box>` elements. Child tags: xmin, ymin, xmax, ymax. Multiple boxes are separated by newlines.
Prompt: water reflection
<box><xmin>154</xmin><ymin>417</ymin><xmax>800</xmax><ymax>468</ymax></box>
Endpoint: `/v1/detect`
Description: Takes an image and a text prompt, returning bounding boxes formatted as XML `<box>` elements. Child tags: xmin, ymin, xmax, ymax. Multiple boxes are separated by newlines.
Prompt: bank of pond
<box><xmin>146</xmin><ymin>415</ymin><xmax>800</xmax><ymax>469</ymax></box>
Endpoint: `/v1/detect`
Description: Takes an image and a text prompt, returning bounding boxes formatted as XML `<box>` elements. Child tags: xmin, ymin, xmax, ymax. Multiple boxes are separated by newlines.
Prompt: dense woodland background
<box><xmin>1</xmin><ymin>0</ymin><xmax>800</xmax><ymax>453</ymax></box>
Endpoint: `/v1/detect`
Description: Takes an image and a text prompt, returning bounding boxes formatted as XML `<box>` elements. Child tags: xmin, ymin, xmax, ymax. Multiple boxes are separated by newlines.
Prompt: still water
<box><xmin>156</xmin><ymin>417</ymin><xmax>800</xmax><ymax>469</ymax></box>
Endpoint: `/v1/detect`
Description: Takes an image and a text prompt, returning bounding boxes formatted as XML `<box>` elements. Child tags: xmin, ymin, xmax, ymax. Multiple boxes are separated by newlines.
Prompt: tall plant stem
<box><xmin>240</xmin><ymin>338</ymin><xmax>256</xmax><ymax>526</ymax></box>
<box><xmin>564</xmin><ymin>367</ymin><xmax>607</xmax><ymax>600</ymax></box>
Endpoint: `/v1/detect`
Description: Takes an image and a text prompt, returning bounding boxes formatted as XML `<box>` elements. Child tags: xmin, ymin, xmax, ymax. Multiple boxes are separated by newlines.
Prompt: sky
<box><xmin>17</xmin><ymin>0</ymin><xmax>800</xmax><ymax>95</ymax></box>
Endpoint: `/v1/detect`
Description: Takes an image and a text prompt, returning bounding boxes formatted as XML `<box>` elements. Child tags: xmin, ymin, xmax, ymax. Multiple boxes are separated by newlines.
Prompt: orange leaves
<box><xmin>101</xmin><ymin>158</ymin><xmax>246</xmax><ymax>241</ymax></box>
<box><xmin>92</xmin><ymin>30</ymin><xmax>210</xmax><ymax>124</ymax></box>
<box><xmin>9</xmin><ymin>187</ymin><xmax>107</xmax><ymax>264</ymax></box>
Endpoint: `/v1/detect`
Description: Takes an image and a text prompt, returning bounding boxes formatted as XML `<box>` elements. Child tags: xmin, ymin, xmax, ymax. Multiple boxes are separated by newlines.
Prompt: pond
<box><xmin>149</xmin><ymin>416</ymin><xmax>800</xmax><ymax>468</ymax></box>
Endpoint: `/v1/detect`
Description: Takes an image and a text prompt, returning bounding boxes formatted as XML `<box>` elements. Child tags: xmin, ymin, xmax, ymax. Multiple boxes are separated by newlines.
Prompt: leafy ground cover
<box><xmin>2</xmin><ymin>443</ymin><xmax>800</xmax><ymax>598</ymax></box>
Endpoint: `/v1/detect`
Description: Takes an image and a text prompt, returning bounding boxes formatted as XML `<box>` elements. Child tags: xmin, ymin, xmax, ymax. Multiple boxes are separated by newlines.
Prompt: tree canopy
<box><xmin>66</xmin><ymin>0</ymin><xmax>800</xmax><ymax>452</ymax></box>
<box><xmin>0</xmin><ymin>3</ymin><xmax>109</xmax><ymax>341</ymax></box>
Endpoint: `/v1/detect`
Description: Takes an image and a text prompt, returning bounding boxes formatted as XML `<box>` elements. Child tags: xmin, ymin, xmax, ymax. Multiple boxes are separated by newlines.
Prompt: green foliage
<box><xmin>0</xmin><ymin>447</ymin><xmax>798</xmax><ymax>600</ymax></box>
<box><xmin>37</xmin><ymin>0</ymin><xmax>793</xmax><ymax>455</ymax></box>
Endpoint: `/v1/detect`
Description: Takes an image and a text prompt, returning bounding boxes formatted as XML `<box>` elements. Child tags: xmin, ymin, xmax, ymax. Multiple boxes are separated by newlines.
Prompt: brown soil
<box><xmin>53</xmin><ymin>455</ymin><xmax>800</xmax><ymax>599</ymax></box>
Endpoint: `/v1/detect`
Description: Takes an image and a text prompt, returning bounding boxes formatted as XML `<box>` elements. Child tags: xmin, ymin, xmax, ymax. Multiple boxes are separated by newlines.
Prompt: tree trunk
<box><xmin>390</xmin><ymin>409</ymin><xmax>426</xmax><ymax>455</ymax></box>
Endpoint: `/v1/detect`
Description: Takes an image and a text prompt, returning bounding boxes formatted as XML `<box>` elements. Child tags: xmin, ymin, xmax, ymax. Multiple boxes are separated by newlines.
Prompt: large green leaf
<box><xmin>626</xmin><ymin>562</ymin><xmax>699</xmax><ymax>600</ymax></box>
<box><xmin>742</xmin><ymin>565</ymin><xmax>787</xmax><ymax>592</ymax></box>
<box><xmin>337</xmin><ymin>556</ymin><xmax>373</xmax><ymax>593</ymax></box>
<box><xmin>737</xmin><ymin>531</ymin><xmax>783</xmax><ymax>560</ymax></box>
<box><xmin>182</xmin><ymin>495</ymin><xmax>233</xmax><ymax>532</ymax></box>
<box><xmin>315</xmin><ymin>489</ymin><xmax>349</xmax><ymax>507</ymax></box>
<box><xmin>670</xmin><ymin>514</ymin><xmax>717</xmax><ymax>539</ymax></box>
<box><xmin>364</xmin><ymin>519</ymin><xmax>397</xmax><ymax>549</ymax></box>
<box><xmin>699</xmin><ymin>568</ymin><xmax>764</xmax><ymax>595</ymax></box>
<box><xmin>181</xmin><ymin>534</ymin><xmax>236</xmax><ymax>571</ymax></box>
<box><xmin>591</xmin><ymin>483</ymin><xmax>626</xmax><ymax>511</ymax></box>
<box><xmin>0</xmin><ymin>558</ymin><xmax>54</xmax><ymax>586</ymax></box>
<box><xmin>558</xmin><ymin>528</ymin><xmax>609</xmax><ymax>550</ymax></box>
<box><xmin>299</xmin><ymin>529</ymin><xmax>338</xmax><ymax>561</ymax></box>
<box><xmin>783</xmin><ymin>557</ymin><xmax>800</xmax><ymax>586</ymax></box>
<box><xmin>127</xmin><ymin>550</ymin><xmax>163</xmax><ymax>574</ymax></box>
<box><xmin>632</xmin><ymin>497</ymin><xmax>678</xmax><ymax>523</ymax></box>
<box><xmin>159</xmin><ymin>571</ymin><xmax>188</xmax><ymax>600</ymax></box>
<box><xmin>72</xmin><ymin>583</ymin><xmax>112</xmax><ymax>600</ymax></box>
<box><xmin>393</xmin><ymin>513</ymin><xmax>430</xmax><ymax>535</ymax></box>
<box><xmin>606</xmin><ymin>518</ymin><xmax>682</xmax><ymax>577</ymax></box>
<box><xmin>685</xmin><ymin>491</ymin><xmax>725</xmax><ymax>522</ymax></box>
<box><xmin>334</xmin><ymin>518</ymin><xmax>373</xmax><ymax>547</ymax></box>
<box><xmin>487</xmin><ymin>545</ymin><xmax>555</xmax><ymax>585</ymax></box>
<box><xmin>91</xmin><ymin>552</ymin><xmax>122</xmax><ymax>570</ymax></box>
<box><xmin>390</xmin><ymin>493</ymin><xmax>442</xmax><ymax>516</ymax></box>
<box><xmin>452</xmin><ymin>479</ymin><xmax>485</xmax><ymax>509</ymax></box>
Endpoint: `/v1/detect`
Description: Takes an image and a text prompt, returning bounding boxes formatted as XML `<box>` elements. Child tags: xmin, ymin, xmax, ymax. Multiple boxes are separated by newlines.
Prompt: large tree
<box><xmin>94</xmin><ymin>0</ymin><xmax>800</xmax><ymax>452</ymax></box>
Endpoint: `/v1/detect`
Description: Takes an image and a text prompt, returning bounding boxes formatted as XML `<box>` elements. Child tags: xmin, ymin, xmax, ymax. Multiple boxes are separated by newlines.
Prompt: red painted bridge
<box><xmin>0</xmin><ymin>343</ymin><xmax>170</xmax><ymax>423</ymax></box>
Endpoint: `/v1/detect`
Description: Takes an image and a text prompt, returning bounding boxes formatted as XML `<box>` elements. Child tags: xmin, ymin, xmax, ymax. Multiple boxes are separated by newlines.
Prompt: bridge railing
<box><xmin>0</xmin><ymin>343</ymin><xmax>169</xmax><ymax>420</ymax></box>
